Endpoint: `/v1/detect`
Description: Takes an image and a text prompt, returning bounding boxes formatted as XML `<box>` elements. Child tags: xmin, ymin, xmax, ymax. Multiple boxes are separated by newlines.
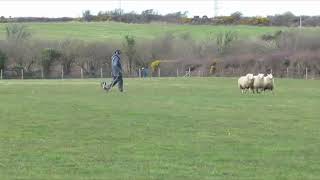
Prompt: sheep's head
<box><xmin>246</xmin><ymin>74</ymin><xmax>254</xmax><ymax>83</ymax></box>
<box><xmin>256</xmin><ymin>73</ymin><xmax>264</xmax><ymax>79</ymax></box>
<box><xmin>246</xmin><ymin>73</ymin><xmax>254</xmax><ymax>80</ymax></box>
<box><xmin>266</xmin><ymin>74</ymin><xmax>273</xmax><ymax>79</ymax></box>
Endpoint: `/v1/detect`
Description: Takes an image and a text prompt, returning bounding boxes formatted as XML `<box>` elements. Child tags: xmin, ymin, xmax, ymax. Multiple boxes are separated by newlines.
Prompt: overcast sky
<box><xmin>0</xmin><ymin>0</ymin><xmax>319</xmax><ymax>18</ymax></box>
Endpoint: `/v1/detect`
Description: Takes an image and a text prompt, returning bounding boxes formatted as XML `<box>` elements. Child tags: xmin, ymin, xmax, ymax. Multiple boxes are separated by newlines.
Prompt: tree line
<box><xmin>1</xmin><ymin>10</ymin><xmax>320</xmax><ymax>27</ymax></box>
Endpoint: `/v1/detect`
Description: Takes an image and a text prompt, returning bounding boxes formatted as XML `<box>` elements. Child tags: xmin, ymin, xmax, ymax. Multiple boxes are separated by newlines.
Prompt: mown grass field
<box><xmin>0</xmin><ymin>78</ymin><xmax>319</xmax><ymax>179</ymax></box>
<box><xmin>0</xmin><ymin>22</ymin><xmax>288</xmax><ymax>41</ymax></box>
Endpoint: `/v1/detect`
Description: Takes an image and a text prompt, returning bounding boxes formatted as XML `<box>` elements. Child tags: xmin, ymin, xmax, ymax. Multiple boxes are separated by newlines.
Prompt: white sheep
<box><xmin>263</xmin><ymin>74</ymin><xmax>274</xmax><ymax>92</ymax></box>
<box><xmin>253</xmin><ymin>73</ymin><xmax>265</xmax><ymax>93</ymax></box>
<box><xmin>238</xmin><ymin>73</ymin><xmax>254</xmax><ymax>94</ymax></box>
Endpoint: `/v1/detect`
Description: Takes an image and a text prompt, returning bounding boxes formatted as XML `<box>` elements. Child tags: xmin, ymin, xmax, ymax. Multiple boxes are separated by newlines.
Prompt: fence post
<box><xmin>158</xmin><ymin>68</ymin><xmax>161</xmax><ymax>77</ymax></box>
<box><xmin>21</xmin><ymin>69</ymin><xmax>24</xmax><ymax>80</ymax></box>
<box><xmin>306</xmin><ymin>67</ymin><xmax>308</xmax><ymax>80</ymax></box>
<box><xmin>41</xmin><ymin>68</ymin><xmax>44</xmax><ymax>79</ymax></box>
<box><xmin>286</xmin><ymin>68</ymin><xmax>289</xmax><ymax>78</ymax></box>
<box><xmin>139</xmin><ymin>68</ymin><xmax>141</xmax><ymax>78</ymax></box>
<box><xmin>61</xmin><ymin>68</ymin><xmax>64</xmax><ymax>79</ymax></box>
<box><xmin>198</xmin><ymin>70</ymin><xmax>201</xmax><ymax>77</ymax></box>
<box><xmin>81</xmin><ymin>68</ymin><xmax>83</xmax><ymax>79</ymax></box>
<box><xmin>176</xmin><ymin>68</ymin><xmax>179</xmax><ymax>77</ymax></box>
<box><xmin>188</xmin><ymin>67</ymin><xmax>191</xmax><ymax>77</ymax></box>
<box><xmin>0</xmin><ymin>69</ymin><xmax>2</xmax><ymax>80</ymax></box>
<box><xmin>100</xmin><ymin>68</ymin><xmax>103</xmax><ymax>78</ymax></box>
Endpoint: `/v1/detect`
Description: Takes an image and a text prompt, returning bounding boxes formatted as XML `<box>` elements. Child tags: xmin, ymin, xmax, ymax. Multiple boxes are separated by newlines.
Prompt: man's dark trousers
<box><xmin>109</xmin><ymin>74</ymin><xmax>123</xmax><ymax>92</ymax></box>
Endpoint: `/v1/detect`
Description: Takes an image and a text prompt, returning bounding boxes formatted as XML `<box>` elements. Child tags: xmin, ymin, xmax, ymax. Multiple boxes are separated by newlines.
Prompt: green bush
<box><xmin>123</xmin><ymin>35</ymin><xmax>136</xmax><ymax>75</ymax></box>
<box><xmin>150</xmin><ymin>60</ymin><xmax>161</xmax><ymax>72</ymax></box>
<box><xmin>41</xmin><ymin>48</ymin><xmax>61</xmax><ymax>76</ymax></box>
<box><xmin>0</xmin><ymin>50</ymin><xmax>7</xmax><ymax>70</ymax></box>
<box><xmin>216</xmin><ymin>31</ymin><xmax>238</xmax><ymax>54</ymax></box>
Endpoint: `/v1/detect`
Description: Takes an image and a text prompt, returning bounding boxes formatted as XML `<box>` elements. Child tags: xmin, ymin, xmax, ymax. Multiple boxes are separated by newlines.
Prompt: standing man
<box><xmin>103</xmin><ymin>49</ymin><xmax>123</xmax><ymax>92</ymax></box>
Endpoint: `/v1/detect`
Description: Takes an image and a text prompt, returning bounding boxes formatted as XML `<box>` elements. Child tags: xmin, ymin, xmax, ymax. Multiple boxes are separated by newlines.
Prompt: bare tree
<box><xmin>82</xmin><ymin>10</ymin><xmax>93</xmax><ymax>22</ymax></box>
<box><xmin>5</xmin><ymin>24</ymin><xmax>31</xmax><ymax>42</ymax></box>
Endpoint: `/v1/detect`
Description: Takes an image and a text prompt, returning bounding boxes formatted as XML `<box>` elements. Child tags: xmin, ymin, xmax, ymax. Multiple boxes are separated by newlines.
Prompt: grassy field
<box><xmin>0</xmin><ymin>22</ymin><xmax>288</xmax><ymax>41</ymax></box>
<box><xmin>0</xmin><ymin>78</ymin><xmax>319</xmax><ymax>179</ymax></box>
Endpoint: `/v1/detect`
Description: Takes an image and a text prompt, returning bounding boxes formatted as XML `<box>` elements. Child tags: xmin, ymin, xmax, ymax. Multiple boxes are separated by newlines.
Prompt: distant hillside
<box><xmin>0</xmin><ymin>22</ymin><xmax>287</xmax><ymax>41</ymax></box>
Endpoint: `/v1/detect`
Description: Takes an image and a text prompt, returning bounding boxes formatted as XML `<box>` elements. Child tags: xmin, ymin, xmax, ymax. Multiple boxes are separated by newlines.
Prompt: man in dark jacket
<box><xmin>104</xmin><ymin>50</ymin><xmax>123</xmax><ymax>92</ymax></box>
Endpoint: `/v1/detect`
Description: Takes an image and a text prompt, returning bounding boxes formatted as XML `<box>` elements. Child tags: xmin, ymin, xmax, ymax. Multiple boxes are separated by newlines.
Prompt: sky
<box><xmin>0</xmin><ymin>0</ymin><xmax>320</xmax><ymax>18</ymax></box>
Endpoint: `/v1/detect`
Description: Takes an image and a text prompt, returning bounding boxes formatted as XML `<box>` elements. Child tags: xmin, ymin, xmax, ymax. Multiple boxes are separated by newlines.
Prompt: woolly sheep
<box><xmin>253</xmin><ymin>73</ymin><xmax>265</xmax><ymax>93</ymax></box>
<box><xmin>263</xmin><ymin>74</ymin><xmax>274</xmax><ymax>92</ymax></box>
<box><xmin>238</xmin><ymin>73</ymin><xmax>254</xmax><ymax>94</ymax></box>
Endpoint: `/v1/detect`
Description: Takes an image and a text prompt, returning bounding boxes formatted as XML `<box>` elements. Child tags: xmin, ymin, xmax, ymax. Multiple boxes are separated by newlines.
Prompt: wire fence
<box><xmin>0</xmin><ymin>66</ymin><xmax>319</xmax><ymax>80</ymax></box>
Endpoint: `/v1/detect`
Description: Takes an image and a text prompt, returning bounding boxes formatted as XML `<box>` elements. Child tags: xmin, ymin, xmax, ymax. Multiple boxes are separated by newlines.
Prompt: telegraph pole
<box><xmin>214</xmin><ymin>0</ymin><xmax>218</xmax><ymax>17</ymax></box>
<box><xmin>299</xmin><ymin>15</ymin><xmax>302</xmax><ymax>29</ymax></box>
<box><xmin>119</xmin><ymin>0</ymin><xmax>122</xmax><ymax>21</ymax></box>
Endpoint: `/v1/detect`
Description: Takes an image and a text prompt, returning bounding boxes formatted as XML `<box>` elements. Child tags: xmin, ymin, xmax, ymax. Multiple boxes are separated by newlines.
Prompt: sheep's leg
<box><xmin>271</xmin><ymin>89</ymin><xmax>275</xmax><ymax>95</ymax></box>
<box><xmin>239</xmin><ymin>85</ymin><xmax>243</xmax><ymax>94</ymax></box>
<box><xmin>251</xmin><ymin>88</ymin><xmax>254</xmax><ymax>94</ymax></box>
<box><xmin>243</xmin><ymin>88</ymin><xmax>247</xmax><ymax>94</ymax></box>
<box><xmin>239</xmin><ymin>86</ymin><xmax>243</xmax><ymax>94</ymax></box>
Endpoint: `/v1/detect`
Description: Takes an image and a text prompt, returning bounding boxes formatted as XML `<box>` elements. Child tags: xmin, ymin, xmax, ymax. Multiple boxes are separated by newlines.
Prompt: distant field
<box><xmin>0</xmin><ymin>78</ymin><xmax>319</xmax><ymax>179</ymax></box>
<box><xmin>0</xmin><ymin>22</ymin><xmax>289</xmax><ymax>41</ymax></box>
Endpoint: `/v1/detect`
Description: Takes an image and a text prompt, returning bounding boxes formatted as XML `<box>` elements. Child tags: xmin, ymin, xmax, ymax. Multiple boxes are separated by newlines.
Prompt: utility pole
<box><xmin>119</xmin><ymin>0</ymin><xmax>122</xmax><ymax>15</ymax></box>
<box><xmin>214</xmin><ymin>0</ymin><xmax>218</xmax><ymax>17</ymax></box>
<box><xmin>118</xmin><ymin>0</ymin><xmax>122</xmax><ymax>22</ymax></box>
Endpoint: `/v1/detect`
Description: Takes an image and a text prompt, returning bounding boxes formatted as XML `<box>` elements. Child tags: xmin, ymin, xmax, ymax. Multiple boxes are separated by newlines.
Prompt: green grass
<box><xmin>0</xmin><ymin>78</ymin><xmax>320</xmax><ymax>179</ymax></box>
<box><xmin>0</xmin><ymin>22</ymin><xmax>289</xmax><ymax>41</ymax></box>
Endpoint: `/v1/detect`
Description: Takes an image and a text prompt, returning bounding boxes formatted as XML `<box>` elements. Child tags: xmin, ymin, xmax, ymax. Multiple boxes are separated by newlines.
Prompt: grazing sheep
<box><xmin>263</xmin><ymin>74</ymin><xmax>274</xmax><ymax>92</ymax></box>
<box><xmin>253</xmin><ymin>73</ymin><xmax>265</xmax><ymax>93</ymax></box>
<box><xmin>238</xmin><ymin>73</ymin><xmax>254</xmax><ymax>94</ymax></box>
